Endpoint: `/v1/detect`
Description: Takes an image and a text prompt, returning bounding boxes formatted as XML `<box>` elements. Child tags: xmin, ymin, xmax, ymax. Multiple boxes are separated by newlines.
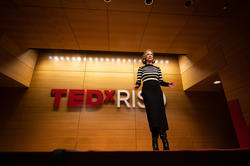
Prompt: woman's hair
<box><xmin>142</xmin><ymin>49</ymin><xmax>155</xmax><ymax>64</ymax></box>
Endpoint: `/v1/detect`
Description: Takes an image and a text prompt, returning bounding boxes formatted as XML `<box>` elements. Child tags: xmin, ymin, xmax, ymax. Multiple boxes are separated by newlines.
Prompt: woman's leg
<box><xmin>152</xmin><ymin>130</ymin><xmax>159</xmax><ymax>150</ymax></box>
<box><xmin>160</xmin><ymin>130</ymin><xmax>170</xmax><ymax>150</ymax></box>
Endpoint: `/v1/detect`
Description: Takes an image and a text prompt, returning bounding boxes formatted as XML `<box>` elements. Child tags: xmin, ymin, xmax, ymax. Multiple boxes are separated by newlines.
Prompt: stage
<box><xmin>1</xmin><ymin>148</ymin><xmax>250</xmax><ymax>166</ymax></box>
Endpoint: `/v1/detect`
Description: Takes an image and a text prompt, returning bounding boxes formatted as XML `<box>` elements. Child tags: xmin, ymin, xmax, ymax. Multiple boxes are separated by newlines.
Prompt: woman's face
<box><xmin>146</xmin><ymin>51</ymin><xmax>154</xmax><ymax>62</ymax></box>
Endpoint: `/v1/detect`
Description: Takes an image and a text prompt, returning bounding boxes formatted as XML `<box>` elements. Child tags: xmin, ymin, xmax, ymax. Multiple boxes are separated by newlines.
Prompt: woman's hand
<box><xmin>134</xmin><ymin>84</ymin><xmax>139</xmax><ymax>90</ymax></box>
<box><xmin>169</xmin><ymin>82</ymin><xmax>176</xmax><ymax>88</ymax></box>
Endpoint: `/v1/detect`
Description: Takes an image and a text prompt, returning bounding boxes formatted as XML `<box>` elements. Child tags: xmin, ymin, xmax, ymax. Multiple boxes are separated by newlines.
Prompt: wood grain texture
<box><xmin>0</xmin><ymin>51</ymin><xmax>239</xmax><ymax>152</ymax></box>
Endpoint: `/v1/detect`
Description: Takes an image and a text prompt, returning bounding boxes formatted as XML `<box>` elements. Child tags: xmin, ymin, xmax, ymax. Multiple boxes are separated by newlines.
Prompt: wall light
<box><xmin>213</xmin><ymin>80</ymin><xmax>221</xmax><ymax>84</ymax></box>
<box><xmin>54</xmin><ymin>56</ymin><xmax>59</xmax><ymax>61</ymax></box>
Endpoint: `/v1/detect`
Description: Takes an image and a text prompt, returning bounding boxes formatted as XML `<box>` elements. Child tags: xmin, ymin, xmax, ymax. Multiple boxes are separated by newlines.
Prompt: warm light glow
<box><xmin>165</xmin><ymin>60</ymin><xmax>169</xmax><ymax>64</ymax></box>
<box><xmin>117</xmin><ymin>58</ymin><xmax>120</xmax><ymax>62</ymax></box>
<box><xmin>112</xmin><ymin>58</ymin><xmax>115</xmax><ymax>62</ymax></box>
<box><xmin>122</xmin><ymin>58</ymin><xmax>126</xmax><ymax>63</ymax></box>
<box><xmin>66</xmin><ymin>57</ymin><xmax>70</xmax><ymax>61</ymax></box>
<box><xmin>139</xmin><ymin>59</ymin><xmax>142</xmax><ymax>63</ymax></box>
<box><xmin>128</xmin><ymin>59</ymin><xmax>131</xmax><ymax>63</ymax></box>
<box><xmin>49</xmin><ymin>56</ymin><xmax>52</xmax><ymax>60</ymax></box>
<box><xmin>95</xmin><ymin>57</ymin><xmax>98</xmax><ymax>62</ymax></box>
<box><xmin>60</xmin><ymin>57</ymin><xmax>64</xmax><ymax>61</ymax></box>
<box><xmin>134</xmin><ymin>59</ymin><xmax>137</xmax><ymax>63</ymax></box>
<box><xmin>106</xmin><ymin>58</ymin><xmax>109</xmax><ymax>62</ymax></box>
<box><xmin>72</xmin><ymin>57</ymin><xmax>76</xmax><ymax>61</ymax></box>
<box><xmin>100</xmin><ymin>58</ymin><xmax>104</xmax><ymax>62</ymax></box>
<box><xmin>160</xmin><ymin>60</ymin><xmax>163</xmax><ymax>64</ymax></box>
<box><xmin>89</xmin><ymin>57</ymin><xmax>92</xmax><ymax>61</ymax></box>
<box><xmin>83</xmin><ymin>57</ymin><xmax>87</xmax><ymax>61</ymax></box>
<box><xmin>54</xmin><ymin>56</ymin><xmax>59</xmax><ymax>61</ymax></box>
<box><xmin>155</xmin><ymin>60</ymin><xmax>158</xmax><ymax>63</ymax></box>
<box><xmin>213</xmin><ymin>80</ymin><xmax>221</xmax><ymax>84</ymax></box>
<box><xmin>77</xmin><ymin>57</ymin><xmax>81</xmax><ymax>61</ymax></box>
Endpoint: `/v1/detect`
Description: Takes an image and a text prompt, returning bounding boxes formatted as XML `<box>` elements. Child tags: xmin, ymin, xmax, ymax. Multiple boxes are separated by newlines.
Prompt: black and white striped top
<box><xmin>136</xmin><ymin>64</ymin><xmax>169</xmax><ymax>87</ymax></box>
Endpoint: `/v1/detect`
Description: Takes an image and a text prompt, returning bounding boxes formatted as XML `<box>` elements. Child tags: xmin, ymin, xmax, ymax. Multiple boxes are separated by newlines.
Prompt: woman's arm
<box><xmin>158</xmin><ymin>67</ymin><xmax>170</xmax><ymax>87</ymax></box>
<box><xmin>135</xmin><ymin>67</ymin><xmax>142</xmax><ymax>87</ymax></box>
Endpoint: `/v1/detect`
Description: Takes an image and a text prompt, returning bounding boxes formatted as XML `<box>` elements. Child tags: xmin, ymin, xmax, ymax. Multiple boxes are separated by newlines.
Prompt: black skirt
<box><xmin>142</xmin><ymin>80</ymin><xmax>169</xmax><ymax>133</ymax></box>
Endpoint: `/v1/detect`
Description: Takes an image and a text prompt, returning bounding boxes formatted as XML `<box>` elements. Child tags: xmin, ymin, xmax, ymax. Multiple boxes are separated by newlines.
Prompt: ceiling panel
<box><xmin>193</xmin><ymin>0</ymin><xmax>233</xmax><ymax>16</ymax></box>
<box><xmin>66</xmin><ymin>9</ymin><xmax>108</xmax><ymax>51</ymax></box>
<box><xmin>152</xmin><ymin>0</ymin><xmax>196</xmax><ymax>14</ymax></box>
<box><xmin>12</xmin><ymin>0</ymin><xmax>61</xmax><ymax>7</ymax></box>
<box><xmin>169</xmin><ymin>15</ymin><xmax>228</xmax><ymax>51</ymax></box>
<box><xmin>0</xmin><ymin>0</ymin><xmax>245</xmax><ymax>54</ymax></box>
<box><xmin>109</xmin><ymin>11</ymin><xmax>148</xmax><ymax>52</ymax></box>
<box><xmin>107</xmin><ymin>0</ymin><xmax>152</xmax><ymax>12</ymax></box>
<box><xmin>61</xmin><ymin>0</ymin><xmax>91</xmax><ymax>9</ymax></box>
<box><xmin>140</xmin><ymin>13</ymin><xmax>188</xmax><ymax>53</ymax></box>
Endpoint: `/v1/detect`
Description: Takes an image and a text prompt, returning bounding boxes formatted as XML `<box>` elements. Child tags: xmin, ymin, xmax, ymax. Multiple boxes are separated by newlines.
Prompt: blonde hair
<box><xmin>142</xmin><ymin>49</ymin><xmax>155</xmax><ymax>64</ymax></box>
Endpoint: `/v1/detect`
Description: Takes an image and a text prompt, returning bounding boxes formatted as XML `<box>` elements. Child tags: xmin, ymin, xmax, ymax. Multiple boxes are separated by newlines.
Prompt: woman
<box><xmin>134</xmin><ymin>49</ymin><xmax>176</xmax><ymax>150</ymax></box>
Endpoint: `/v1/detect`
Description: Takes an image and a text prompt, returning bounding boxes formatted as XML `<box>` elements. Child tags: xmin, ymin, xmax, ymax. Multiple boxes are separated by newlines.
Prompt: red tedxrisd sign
<box><xmin>51</xmin><ymin>89</ymin><xmax>167</xmax><ymax>108</ymax></box>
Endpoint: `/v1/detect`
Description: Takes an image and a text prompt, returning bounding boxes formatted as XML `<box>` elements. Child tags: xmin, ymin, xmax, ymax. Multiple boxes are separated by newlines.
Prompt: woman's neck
<box><xmin>146</xmin><ymin>61</ymin><xmax>153</xmax><ymax>65</ymax></box>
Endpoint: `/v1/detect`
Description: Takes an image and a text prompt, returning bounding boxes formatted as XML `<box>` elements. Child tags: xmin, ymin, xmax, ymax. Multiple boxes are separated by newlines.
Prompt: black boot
<box><xmin>160</xmin><ymin>130</ymin><xmax>170</xmax><ymax>150</ymax></box>
<box><xmin>152</xmin><ymin>133</ymin><xmax>159</xmax><ymax>150</ymax></box>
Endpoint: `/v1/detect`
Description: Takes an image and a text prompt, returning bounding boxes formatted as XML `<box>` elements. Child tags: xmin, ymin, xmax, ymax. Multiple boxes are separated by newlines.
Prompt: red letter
<box><xmin>51</xmin><ymin>89</ymin><xmax>67</xmax><ymax>107</ymax></box>
<box><xmin>86</xmin><ymin>90</ymin><xmax>103</xmax><ymax>107</ymax></box>
<box><xmin>104</xmin><ymin>90</ymin><xmax>115</xmax><ymax>102</ymax></box>
<box><xmin>67</xmin><ymin>89</ymin><xmax>84</xmax><ymax>107</ymax></box>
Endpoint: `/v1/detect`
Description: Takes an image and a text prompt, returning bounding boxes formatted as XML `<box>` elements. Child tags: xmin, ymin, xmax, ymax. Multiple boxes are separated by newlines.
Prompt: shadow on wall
<box><xmin>0</xmin><ymin>87</ymin><xmax>28</xmax><ymax>126</ymax></box>
<box><xmin>184</xmin><ymin>90</ymin><xmax>239</xmax><ymax>148</ymax></box>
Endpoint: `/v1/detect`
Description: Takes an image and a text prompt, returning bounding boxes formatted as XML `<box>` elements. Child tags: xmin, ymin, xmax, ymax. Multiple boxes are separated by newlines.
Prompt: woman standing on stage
<box><xmin>134</xmin><ymin>49</ymin><xmax>176</xmax><ymax>150</ymax></box>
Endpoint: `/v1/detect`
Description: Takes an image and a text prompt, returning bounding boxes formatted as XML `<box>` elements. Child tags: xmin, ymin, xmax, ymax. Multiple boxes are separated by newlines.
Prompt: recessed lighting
<box><xmin>83</xmin><ymin>57</ymin><xmax>86</xmax><ymax>61</ymax></box>
<box><xmin>89</xmin><ymin>57</ymin><xmax>92</xmax><ymax>61</ymax></box>
<box><xmin>66</xmin><ymin>57</ymin><xmax>70</xmax><ymax>61</ymax></box>
<box><xmin>117</xmin><ymin>58</ymin><xmax>120</xmax><ymax>62</ymax></box>
<box><xmin>106</xmin><ymin>58</ymin><xmax>109</xmax><ymax>62</ymax></box>
<box><xmin>54</xmin><ymin>56</ymin><xmax>59</xmax><ymax>61</ymax></box>
<box><xmin>223</xmin><ymin>2</ymin><xmax>230</xmax><ymax>10</ymax></box>
<box><xmin>122</xmin><ymin>58</ymin><xmax>126</xmax><ymax>63</ymax></box>
<box><xmin>145</xmin><ymin>0</ymin><xmax>153</xmax><ymax>5</ymax></box>
<box><xmin>185</xmin><ymin>0</ymin><xmax>193</xmax><ymax>8</ymax></box>
<box><xmin>128</xmin><ymin>59</ymin><xmax>131</xmax><ymax>63</ymax></box>
<box><xmin>111</xmin><ymin>58</ymin><xmax>115</xmax><ymax>62</ymax></box>
<box><xmin>49</xmin><ymin>56</ymin><xmax>52</xmax><ymax>60</ymax></box>
<box><xmin>95</xmin><ymin>57</ymin><xmax>98</xmax><ymax>62</ymax></box>
<box><xmin>165</xmin><ymin>60</ymin><xmax>169</xmax><ymax>64</ymax></box>
<box><xmin>104</xmin><ymin>0</ymin><xmax>111</xmax><ymax>3</ymax></box>
<box><xmin>77</xmin><ymin>57</ymin><xmax>81</xmax><ymax>61</ymax></box>
<box><xmin>60</xmin><ymin>57</ymin><xmax>64</xmax><ymax>61</ymax></box>
<box><xmin>213</xmin><ymin>80</ymin><xmax>221</xmax><ymax>84</ymax></box>
<box><xmin>100</xmin><ymin>58</ymin><xmax>104</xmax><ymax>62</ymax></box>
<box><xmin>134</xmin><ymin>59</ymin><xmax>137</xmax><ymax>63</ymax></box>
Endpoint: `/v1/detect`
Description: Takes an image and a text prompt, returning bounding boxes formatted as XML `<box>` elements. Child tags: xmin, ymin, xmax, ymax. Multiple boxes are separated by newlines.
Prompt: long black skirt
<box><xmin>142</xmin><ymin>80</ymin><xmax>169</xmax><ymax>134</ymax></box>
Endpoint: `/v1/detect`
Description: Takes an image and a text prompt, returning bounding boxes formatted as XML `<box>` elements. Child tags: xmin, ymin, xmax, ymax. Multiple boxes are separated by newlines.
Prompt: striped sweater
<box><xmin>136</xmin><ymin>64</ymin><xmax>169</xmax><ymax>87</ymax></box>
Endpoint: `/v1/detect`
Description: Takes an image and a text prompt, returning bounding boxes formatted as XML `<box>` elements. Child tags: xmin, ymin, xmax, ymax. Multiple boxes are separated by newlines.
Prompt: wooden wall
<box><xmin>178</xmin><ymin>13</ymin><xmax>250</xmax><ymax>126</ymax></box>
<box><xmin>0</xmin><ymin>33</ymin><xmax>38</xmax><ymax>87</ymax></box>
<box><xmin>0</xmin><ymin>50</ymin><xmax>238</xmax><ymax>151</ymax></box>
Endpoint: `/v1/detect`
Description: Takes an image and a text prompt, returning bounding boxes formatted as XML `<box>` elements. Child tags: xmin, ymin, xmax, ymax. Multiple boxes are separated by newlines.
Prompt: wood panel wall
<box><xmin>0</xmin><ymin>33</ymin><xmax>38</xmax><ymax>87</ymax></box>
<box><xmin>178</xmin><ymin>13</ymin><xmax>250</xmax><ymax>126</ymax></box>
<box><xmin>0</xmin><ymin>50</ymin><xmax>238</xmax><ymax>151</ymax></box>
